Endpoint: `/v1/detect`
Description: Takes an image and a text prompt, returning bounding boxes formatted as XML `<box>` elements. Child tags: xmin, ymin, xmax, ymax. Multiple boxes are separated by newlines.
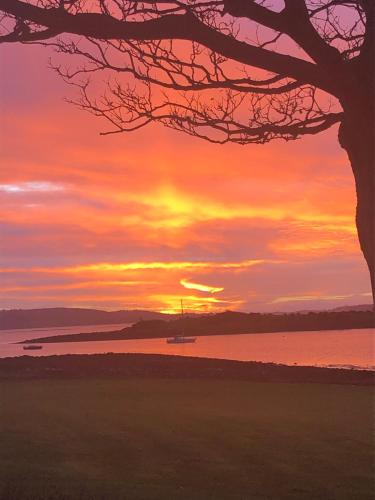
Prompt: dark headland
<box><xmin>20</xmin><ymin>309</ymin><xmax>374</xmax><ymax>344</ymax></box>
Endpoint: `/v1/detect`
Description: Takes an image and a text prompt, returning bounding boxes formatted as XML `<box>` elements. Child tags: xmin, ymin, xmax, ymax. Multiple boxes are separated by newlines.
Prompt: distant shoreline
<box><xmin>18</xmin><ymin>324</ymin><xmax>374</xmax><ymax>345</ymax></box>
<box><xmin>0</xmin><ymin>353</ymin><xmax>373</xmax><ymax>385</ymax></box>
<box><xmin>19</xmin><ymin>309</ymin><xmax>374</xmax><ymax>344</ymax></box>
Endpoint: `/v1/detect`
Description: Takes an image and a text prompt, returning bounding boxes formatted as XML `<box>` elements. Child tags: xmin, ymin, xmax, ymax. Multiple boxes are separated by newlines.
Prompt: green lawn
<box><xmin>0</xmin><ymin>379</ymin><xmax>373</xmax><ymax>500</ymax></box>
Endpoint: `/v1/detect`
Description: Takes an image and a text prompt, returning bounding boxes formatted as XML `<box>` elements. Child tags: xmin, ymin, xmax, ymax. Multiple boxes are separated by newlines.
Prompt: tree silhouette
<box><xmin>0</xmin><ymin>0</ymin><xmax>373</xmax><ymax>302</ymax></box>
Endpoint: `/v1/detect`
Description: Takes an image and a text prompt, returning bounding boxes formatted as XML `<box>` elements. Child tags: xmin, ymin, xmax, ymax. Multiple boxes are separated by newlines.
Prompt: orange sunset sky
<box><xmin>0</xmin><ymin>42</ymin><xmax>372</xmax><ymax>314</ymax></box>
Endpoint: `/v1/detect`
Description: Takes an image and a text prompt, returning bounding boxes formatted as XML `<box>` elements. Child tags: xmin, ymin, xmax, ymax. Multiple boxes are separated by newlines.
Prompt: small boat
<box><xmin>167</xmin><ymin>335</ymin><xmax>196</xmax><ymax>344</ymax></box>
<box><xmin>23</xmin><ymin>345</ymin><xmax>43</xmax><ymax>350</ymax></box>
<box><xmin>166</xmin><ymin>300</ymin><xmax>196</xmax><ymax>344</ymax></box>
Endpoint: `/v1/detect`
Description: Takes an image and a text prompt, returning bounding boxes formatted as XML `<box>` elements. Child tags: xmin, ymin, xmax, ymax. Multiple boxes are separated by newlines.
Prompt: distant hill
<box><xmin>286</xmin><ymin>304</ymin><xmax>374</xmax><ymax>314</ymax></box>
<box><xmin>328</xmin><ymin>304</ymin><xmax>373</xmax><ymax>312</ymax></box>
<box><xmin>0</xmin><ymin>307</ymin><xmax>171</xmax><ymax>330</ymax></box>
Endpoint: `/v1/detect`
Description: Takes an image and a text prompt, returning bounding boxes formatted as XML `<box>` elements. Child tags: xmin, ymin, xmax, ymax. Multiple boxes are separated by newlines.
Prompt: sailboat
<box><xmin>166</xmin><ymin>300</ymin><xmax>196</xmax><ymax>344</ymax></box>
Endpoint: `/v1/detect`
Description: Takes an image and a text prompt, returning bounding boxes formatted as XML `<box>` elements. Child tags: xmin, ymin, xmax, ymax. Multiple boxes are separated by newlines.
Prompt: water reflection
<box><xmin>1</xmin><ymin>325</ymin><xmax>374</xmax><ymax>370</ymax></box>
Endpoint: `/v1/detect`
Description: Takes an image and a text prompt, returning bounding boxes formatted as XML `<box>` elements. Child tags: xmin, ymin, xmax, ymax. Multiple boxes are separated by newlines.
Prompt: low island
<box><xmin>19</xmin><ymin>309</ymin><xmax>374</xmax><ymax>345</ymax></box>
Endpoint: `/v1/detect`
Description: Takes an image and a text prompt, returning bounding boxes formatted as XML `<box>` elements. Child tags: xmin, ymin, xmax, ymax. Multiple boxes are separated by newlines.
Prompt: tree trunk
<box><xmin>338</xmin><ymin>104</ymin><xmax>374</xmax><ymax>304</ymax></box>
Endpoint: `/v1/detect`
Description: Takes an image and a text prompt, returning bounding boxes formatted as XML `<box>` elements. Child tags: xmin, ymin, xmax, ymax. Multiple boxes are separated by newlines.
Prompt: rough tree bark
<box><xmin>339</xmin><ymin>105</ymin><xmax>374</xmax><ymax>299</ymax></box>
<box><xmin>338</xmin><ymin>2</ymin><xmax>375</xmax><ymax>303</ymax></box>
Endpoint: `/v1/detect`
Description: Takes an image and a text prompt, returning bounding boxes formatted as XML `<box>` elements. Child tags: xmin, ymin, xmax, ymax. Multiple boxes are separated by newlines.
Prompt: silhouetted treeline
<box><xmin>129</xmin><ymin>310</ymin><xmax>374</xmax><ymax>338</ymax></box>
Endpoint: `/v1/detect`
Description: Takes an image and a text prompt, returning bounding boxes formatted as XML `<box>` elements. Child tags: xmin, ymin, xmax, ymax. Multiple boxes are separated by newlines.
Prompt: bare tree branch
<box><xmin>0</xmin><ymin>0</ymin><xmax>341</xmax><ymax>93</ymax></box>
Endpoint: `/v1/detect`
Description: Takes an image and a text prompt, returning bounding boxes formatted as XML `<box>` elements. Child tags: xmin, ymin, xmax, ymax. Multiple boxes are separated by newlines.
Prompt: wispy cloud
<box><xmin>0</xmin><ymin>259</ymin><xmax>275</xmax><ymax>274</ymax></box>
<box><xmin>272</xmin><ymin>293</ymin><xmax>356</xmax><ymax>304</ymax></box>
<box><xmin>180</xmin><ymin>278</ymin><xmax>224</xmax><ymax>294</ymax></box>
<box><xmin>0</xmin><ymin>280</ymin><xmax>158</xmax><ymax>293</ymax></box>
<box><xmin>0</xmin><ymin>181</ymin><xmax>65</xmax><ymax>193</ymax></box>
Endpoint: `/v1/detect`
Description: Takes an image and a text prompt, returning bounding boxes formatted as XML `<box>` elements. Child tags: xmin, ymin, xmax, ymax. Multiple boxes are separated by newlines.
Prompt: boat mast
<box><xmin>181</xmin><ymin>299</ymin><xmax>184</xmax><ymax>337</ymax></box>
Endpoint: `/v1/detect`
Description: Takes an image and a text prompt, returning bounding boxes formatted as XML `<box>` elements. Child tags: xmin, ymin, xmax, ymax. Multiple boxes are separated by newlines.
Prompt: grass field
<box><xmin>0</xmin><ymin>379</ymin><xmax>373</xmax><ymax>500</ymax></box>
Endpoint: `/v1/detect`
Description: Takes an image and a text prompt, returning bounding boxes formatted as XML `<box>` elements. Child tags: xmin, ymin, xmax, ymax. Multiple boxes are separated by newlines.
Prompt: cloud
<box><xmin>0</xmin><ymin>280</ymin><xmax>158</xmax><ymax>293</ymax></box>
<box><xmin>0</xmin><ymin>259</ymin><xmax>273</xmax><ymax>274</ymax></box>
<box><xmin>271</xmin><ymin>294</ymin><xmax>355</xmax><ymax>304</ymax></box>
<box><xmin>180</xmin><ymin>278</ymin><xmax>224</xmax><ymax>294</ymax></box>
<box><xmin>0</xmin><ymin>182</ymin><xmax>65</xmax><ymax>193</ymax></box>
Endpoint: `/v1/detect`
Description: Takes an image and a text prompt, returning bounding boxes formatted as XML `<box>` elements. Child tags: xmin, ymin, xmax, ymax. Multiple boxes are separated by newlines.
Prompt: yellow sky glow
<box><xmin>121</xmin><ymin>186</ymin><xmax>357</xmax><ymax>233</ymax></box>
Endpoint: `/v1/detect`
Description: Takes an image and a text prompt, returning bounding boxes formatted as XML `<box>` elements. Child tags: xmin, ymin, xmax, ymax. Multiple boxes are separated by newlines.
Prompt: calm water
<box><xmin>0</xmin><ymin>323</ymin><xmax>131</xmax><ymax>357</ymax></box>
<box><xmin>0</xmin><ymin>324</ymin><xmax>374</xmax><ymax>369</ymax></box>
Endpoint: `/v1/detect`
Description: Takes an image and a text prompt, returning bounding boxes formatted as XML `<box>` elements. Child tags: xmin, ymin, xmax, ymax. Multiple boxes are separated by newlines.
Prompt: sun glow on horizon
<box><xmin>155</xmin><ymin>294</ymin><xmax>244</xmax><ymax>314</ymax></box>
